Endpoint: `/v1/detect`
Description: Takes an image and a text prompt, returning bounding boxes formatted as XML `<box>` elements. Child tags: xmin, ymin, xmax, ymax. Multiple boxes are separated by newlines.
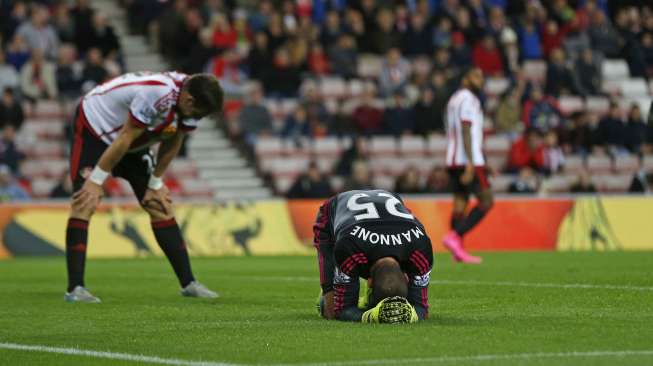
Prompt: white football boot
<box><xmin>180</xmin><ymin>281</ymin><xmax>219</xmax><ymax>298</ymax></box>
<box><xmin>64</xmin><ymin>286</ymin><xmax>101</xmax><ymax>303</ymax></box>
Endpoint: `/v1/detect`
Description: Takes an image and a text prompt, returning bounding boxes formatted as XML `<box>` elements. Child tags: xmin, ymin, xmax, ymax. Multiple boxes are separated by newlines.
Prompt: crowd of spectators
<box><xmin>135</xmin><ymin>0</ymin><xmax>653</xmax><ymax>138</ymax></box>
<box><xmin>122</xmin><ymin>0</ymin><xmax>653</xmax><ymax>197</ymax></box>
<box><xmin>0</xmin><ymin>0</ymin><xmax>123</xmax><ymax>201</ymax></box>
<box><xmin>4</xmin><ymin>0</ymin><xmax>653</xmax><ymax>200</ymax></box>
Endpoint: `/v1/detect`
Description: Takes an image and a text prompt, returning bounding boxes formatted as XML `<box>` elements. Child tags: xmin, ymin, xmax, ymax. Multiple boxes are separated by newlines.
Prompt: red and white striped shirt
<box><xmin>82</xmin><ymin>71</ymin><xmax>198</xmax><ymax>148</ymax></box>
<box><xmin>445</xmin><ymin>88</ymin><xmax>485</xmax><ymax>167</ymax></box>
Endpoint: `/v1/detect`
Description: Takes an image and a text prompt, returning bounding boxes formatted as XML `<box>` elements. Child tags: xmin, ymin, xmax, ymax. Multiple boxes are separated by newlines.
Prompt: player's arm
<box><xmin>407</xmin><ymin>247</ymin><xmax>433</xmax><ymax>321</ymax></box>
<box><xmin>407</xmin><ymin>278</ymin><xmax>429</xmax><ymax>320</ymax></box>
<box><xmin>153</xmin><ymin>130</ymin><xmax>186</xmax><ymax>179</ymax></box>
<box><xmin>140</xmin><ymin>131</ymin><xmax>186</xmax><ymax>217</ymax></box>
<box><xmin>333</xmin><ymin>279</ymin><xmax>363</xmax><ymax>322</ymax></box>
<box><xmin>332</xmin><ymin>245</ymin><xmax>365</xmax><ymax>322</ymax></box>
<box><xmin>97</xmin><ymin>116</ymin><xmax>145</xmax><ymax>172</ymax></box>
<box><xmin>73</xmin><ymin>115</ymin><xmax>145</xmax><ymax>209</ymax></box>
<box><xmin>460</xmin><ymin>109</ymin><xmax>475</xmax><ymax>184</ymax></box>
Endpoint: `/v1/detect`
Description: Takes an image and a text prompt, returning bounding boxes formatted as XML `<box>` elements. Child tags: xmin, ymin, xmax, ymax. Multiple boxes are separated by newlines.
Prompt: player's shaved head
<box><xmin>462</xmin><ymin>67</ymin><xmax>484</xmax><ymax>94</ymax></box>
<box><xmin>370</xmin><ymin>257</ymin><xmax>408</xmax><ymax>306</ymax></box>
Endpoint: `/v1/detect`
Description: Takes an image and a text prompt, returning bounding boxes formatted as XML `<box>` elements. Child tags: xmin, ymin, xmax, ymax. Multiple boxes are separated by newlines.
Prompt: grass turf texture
<box><xmin>1</xmin><ymin>252</ymin><xmax>652</xmax><ymax>366</ymax></box>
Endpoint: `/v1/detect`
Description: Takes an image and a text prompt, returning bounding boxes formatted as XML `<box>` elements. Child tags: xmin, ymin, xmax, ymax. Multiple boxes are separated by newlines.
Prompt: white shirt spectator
<box><xmin>0</xmin><ymin>51</ymin><xmax>19</xmax><ymax>93</ymax></box>
<box><xmin>16</xmin><ymin>20</ymin><xmax>60</xmax><ymax>60</ymax></box>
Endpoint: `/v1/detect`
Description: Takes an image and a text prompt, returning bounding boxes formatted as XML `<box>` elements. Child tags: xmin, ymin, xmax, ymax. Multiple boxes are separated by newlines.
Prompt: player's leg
<box><xmin>116</xmin><ymin>151</ymin><xmax>217</xmax><ymax>298</ymax></box>
<box><xmin>443</xmin><ymin>168</ymin><xmax>482</xmax><ymax>263</ymax></box>
<box><xmin>451</xmin><ymin>192</ymin><xmax>469</xmax><ymax>232</ymax></box>
<box><xmin>455</xmin><ymin>167</ymin><xmax>494</xmax><ymax>237</ymax></box>
<box><xmin>65</xmin><ymin>105</ymin><xmax>105</xmax><ymax>303</ymax></box>
<box><xmin>456</xmin><ymin>189</ymin><xmax>494</xmax><ymax>237</ymax></box>
<box><xmin>447</xmin><ymin>168</ymin><xmax>493</xmax><ymax>263</ymax></box>
<box><xmin>313</xmin><ymin>198</ymin><xmax>337</xmax><ymax>319</ymax></box>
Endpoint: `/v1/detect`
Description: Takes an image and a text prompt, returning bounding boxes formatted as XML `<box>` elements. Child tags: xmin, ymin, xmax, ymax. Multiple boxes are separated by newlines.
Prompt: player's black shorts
<box><xmin>69</xmin><ymin>102</ymin><xmax>154</xmax><ymax>202</ymax></box>
<box><xmin>448</xmin><ymin>167</ymin><xmax>491</xmax><ymax>196</ymax></box>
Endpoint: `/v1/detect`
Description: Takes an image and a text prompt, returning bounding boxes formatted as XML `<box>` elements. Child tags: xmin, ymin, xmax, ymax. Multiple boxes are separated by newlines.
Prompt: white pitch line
<box><xmin>0</xmin><ymin>342</ymin><xmax>237</xmax><ymax>366</ymax></box>
<box><xmin>241</xmin><ymin>276</ymin><xmax>653</xmax><ymax>292</ymax></box>
<box><xmin>276</xmin><ymin>350</ymin><xmax>653</xmax><ymax>366</ymax></box>
<box><xmin>430</xmin><ymin>279</ymin><xmax>653</xmax><ymax>292</ymax></box>
<box><xmin>2</xmin><ymin>342</ymin><xmax>653</xmax><ymax>366</ymax></box>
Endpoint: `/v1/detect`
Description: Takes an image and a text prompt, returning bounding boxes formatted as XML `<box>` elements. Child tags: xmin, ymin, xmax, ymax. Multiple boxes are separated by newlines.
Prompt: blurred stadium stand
<box><xmin>2</xmin><ymin>0</ymin><xmax>653</xmax><ymax>201</ymax></box>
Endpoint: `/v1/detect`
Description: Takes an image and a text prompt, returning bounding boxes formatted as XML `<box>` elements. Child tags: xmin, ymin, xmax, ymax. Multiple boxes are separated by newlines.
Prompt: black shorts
<box><xmin>69</xmin><ymin>102</ymin><xmax>154</xmax><ymax>202</ymax></box>
<box><xmin>448</xmin><ymin>167</ymin><xmax>491</xmax><ymax>196</ymax></box>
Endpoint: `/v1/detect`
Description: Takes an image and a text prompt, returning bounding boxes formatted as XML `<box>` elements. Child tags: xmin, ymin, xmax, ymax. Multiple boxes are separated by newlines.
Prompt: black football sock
<box><xmin>151</xmin><ymin>218</ymin><xmax>195</xmax><ymax>287</ymax></box>
<box><xmin>450</xmin><ymin>212</ymin><xmax>464</xmax><ymax>231</ymax></box>
<box><xmin>454</xmin><ymin>205</ymin><xmax>490</xmax><ymax>237</ymax></box>
<box><xmin>66</xmin><ymin>218</ymin><xmax>89</xmax><ymax>292</ymax></box>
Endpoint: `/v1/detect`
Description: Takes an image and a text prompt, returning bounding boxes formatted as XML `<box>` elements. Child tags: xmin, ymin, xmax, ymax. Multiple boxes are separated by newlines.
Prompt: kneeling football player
<box><xmin>313</xmin><ymin>189</ymin><xmax>433</xmax><ymax>323</ymax></box>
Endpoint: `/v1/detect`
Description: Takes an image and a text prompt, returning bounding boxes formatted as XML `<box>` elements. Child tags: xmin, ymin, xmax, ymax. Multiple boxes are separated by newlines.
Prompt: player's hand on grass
<box><xmin>73</xmin><ymin>179</ymin><xmax>104</xmax><ymax>212</ymax></box>
<box><xmin>142</xmin><ymin>185</ymin><xmax>172</xmax><ymax>216</ymax></box>
<box><xmin>460</xmin><ymin>163</ymin><xmax>475</xmax><ymax>185</ymax></box>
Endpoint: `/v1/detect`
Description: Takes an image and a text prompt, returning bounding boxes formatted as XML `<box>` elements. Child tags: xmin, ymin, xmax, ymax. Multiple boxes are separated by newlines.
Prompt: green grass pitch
<box><xmin>1</xmin><ymin>252</ymin><xmax>652</xmax><ymax>366</ymax></box>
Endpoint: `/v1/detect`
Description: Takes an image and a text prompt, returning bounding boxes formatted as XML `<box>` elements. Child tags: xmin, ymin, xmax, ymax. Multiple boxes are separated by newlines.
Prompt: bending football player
<box><xmin>314</xmin><ymin>190</ymin><xmax>433</xmax><ymax>323</ymax></box>
<box><xmin>65</xmin><ymin>71</ymin><xmax>222</xmax><ymax>303</ymax></box>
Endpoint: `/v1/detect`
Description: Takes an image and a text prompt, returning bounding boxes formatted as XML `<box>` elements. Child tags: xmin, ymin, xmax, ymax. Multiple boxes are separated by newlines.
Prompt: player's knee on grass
<box><xmin>320</xmin><ymin>290</ymin><xmax>336</xmax><ymax>319</ymax></box>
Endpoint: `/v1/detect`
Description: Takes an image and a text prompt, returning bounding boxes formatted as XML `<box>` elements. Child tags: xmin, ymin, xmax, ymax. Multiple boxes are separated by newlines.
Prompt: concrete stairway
<box><xmin>92</xmin><ymin>0</ymin><xmax>167</xmax><ymax>72</ymax></box>
<box><xmin>190</xmin><ymin>122</ymin><xmax>272</xmax><ymax>200</ymax></box>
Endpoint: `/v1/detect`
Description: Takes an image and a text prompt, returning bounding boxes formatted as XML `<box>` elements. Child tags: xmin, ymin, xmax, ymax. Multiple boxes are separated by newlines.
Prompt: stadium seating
<box><xmin>17</xmin><ymin>100</ymin><xmax>210</xmax><ymax>199</ymax></box>
<box><xmin>601</xmin><ymin>59</ymin><xmax>630</xmax><ymax>81</ymax></box>
<box><xmin>523</xmin><ymin>60</ymin><xmax>547</xmax><ymax>82</ymax></box>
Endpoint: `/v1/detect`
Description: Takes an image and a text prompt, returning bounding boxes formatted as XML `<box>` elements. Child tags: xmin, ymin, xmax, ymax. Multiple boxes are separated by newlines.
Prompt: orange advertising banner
<box><xmin>287</xmin><ymin>198</ymin><xmax>574</xmax><ymax>252</ymax></box>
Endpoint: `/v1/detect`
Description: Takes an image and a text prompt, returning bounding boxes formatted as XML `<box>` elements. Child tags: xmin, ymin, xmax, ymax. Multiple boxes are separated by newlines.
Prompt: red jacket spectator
<box><xmin>213</xmin><ymin>15</ymin><xmax>237</xmax><ymax>49</ymax></box>
<box><xmin>164</xmin><ymin>176</ymin><xmax>183</xmax><ymax>196</ymax></box>
<box><xmin>213</xmin><ymin>28</ymin><xmax>237</xmax><ymax>49</ymax></box>
<box><xmin>472</xmin><ymin>36</ymin><xmax>504</xmax><ymax>76</ymax></box>
<box><xmin>308</xmin><ymin>44</ymin><xmax>330</xmax><ymax>75</ymax></box>
<box><xmin>541</xmin><ymin>20</ymin><xmax>566</xmax><ymax>59</ymax></box>
<box><xmin>352</xmin><ymin>104</ymin><xmax>383</xmax><ymax>133</ymax></box>
<box><xmin>508</xmin><ymin>129</ymin><xmax>546</xmax><ymax>171</ymax></box>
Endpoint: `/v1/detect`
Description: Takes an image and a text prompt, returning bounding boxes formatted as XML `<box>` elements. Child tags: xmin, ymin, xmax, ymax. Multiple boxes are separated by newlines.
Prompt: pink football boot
<box><xmin>442</xmin><ymin>231</ymin><xmax>483</xmax><ymax>264</ymax></box>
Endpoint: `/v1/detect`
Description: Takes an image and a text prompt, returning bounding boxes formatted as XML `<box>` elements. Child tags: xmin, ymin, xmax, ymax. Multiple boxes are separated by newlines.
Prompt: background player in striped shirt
<box><xmin>442</xmin><ymin>68</ymin><xmax>494</xmax><ymax>264</ymax></box>
<box><xmin>65</xmin><ymin>72</ymin><xmax>222</xmax><ymax>302</ymax></box>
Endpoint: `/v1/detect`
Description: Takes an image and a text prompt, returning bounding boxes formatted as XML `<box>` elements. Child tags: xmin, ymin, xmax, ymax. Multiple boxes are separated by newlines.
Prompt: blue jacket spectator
<box><xmin>519</xmin><ymin>22</ymin><xmax>542</xmax><ymax>60</ymax></box>
<box><xmin>281</xmin><ymin>106</ymin><xmax>311</xmax><ymax>139</ymax></box>
<box><xmin>328</xmin><ymin>34</ymin><xmax>358</xmax><ymax>79</ymax></box>
<box><xmin>383</xmin><ymin>92</ymin><xmax>415</xmax><ymax>136</ymax></box>
<box><xmin>624</xmin><ymin>104</ymin><xmax>648</xmax><ymax>154</ymax></box>
<box><xmin>401</xmin><ymin>13</ymin><xmax>433</xmax><ymax>56</ymax></box>
<box><xmin>596</xmin><ymin>103</ymin><xmax>626</xmax><ymax>150</ymax></box>
<box><xmin>5</xmin><ymin>35</ymin><xmax>30</xmax><ymax>71</ymax></box>
<box><xmin>0</xmin><ymin>125</ymin><xmax>25</xmax><ymax>175</ymax></box>
<box><xmin>0</xmin><ymin>164</ymin><xmax>29</xmax><ymax>202</ymax></box>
